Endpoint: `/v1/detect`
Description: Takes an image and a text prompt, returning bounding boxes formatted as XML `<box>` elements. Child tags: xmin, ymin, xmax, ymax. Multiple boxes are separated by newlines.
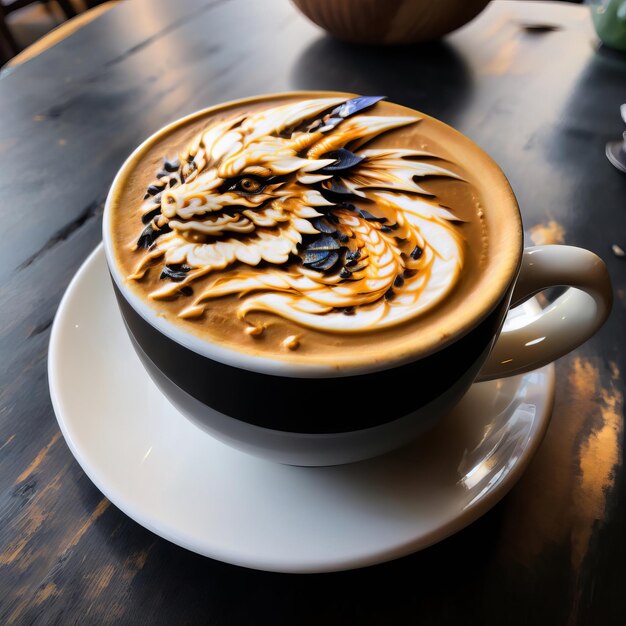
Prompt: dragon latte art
<box><xmin>128</xmin><ymin>96</ymin><xmax>466</xmax><ymax>341</ymax></box>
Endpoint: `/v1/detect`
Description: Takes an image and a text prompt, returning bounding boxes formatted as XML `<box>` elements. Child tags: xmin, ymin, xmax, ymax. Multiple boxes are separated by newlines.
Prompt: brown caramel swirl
<box><xmin>130</xmin><ymin>96</ymin><xmax>464</xmax><ymax>336</ymax></box>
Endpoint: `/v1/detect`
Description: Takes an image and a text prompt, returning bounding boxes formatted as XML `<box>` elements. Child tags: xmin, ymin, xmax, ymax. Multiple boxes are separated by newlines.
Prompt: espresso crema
<box><xmin>109</xmin><ymin>94</ymin><xmax>521</xmax><ymax>366</ymax></box>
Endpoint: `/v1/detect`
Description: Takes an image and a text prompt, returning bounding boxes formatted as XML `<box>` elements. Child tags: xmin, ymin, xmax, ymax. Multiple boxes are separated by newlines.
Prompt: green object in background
<box><xmin>590</xmin><ymin>0</ymin><xmax>626</xmax><ymax>51</ymax></box>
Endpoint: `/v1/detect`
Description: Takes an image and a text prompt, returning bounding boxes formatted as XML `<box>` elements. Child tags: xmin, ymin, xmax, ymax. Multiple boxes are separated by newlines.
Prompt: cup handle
<box><xmin>476</xmin><ymin>245</ymin><xmax>612</xmax><ymax>382</ymax></box>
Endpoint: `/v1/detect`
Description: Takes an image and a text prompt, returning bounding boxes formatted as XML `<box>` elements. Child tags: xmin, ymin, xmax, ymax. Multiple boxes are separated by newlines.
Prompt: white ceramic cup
<box><xmin>103</xmin><ymin>94</ymin><xmax>613</xmax><ymax>466</ymax></box>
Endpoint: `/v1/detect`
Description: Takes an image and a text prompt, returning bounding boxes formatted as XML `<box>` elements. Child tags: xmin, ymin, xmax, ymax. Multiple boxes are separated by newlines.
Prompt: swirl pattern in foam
<box><xmin>129</xmin><ymin>96</ymin><xmax>465</xmax><ymax>341</ymax></box>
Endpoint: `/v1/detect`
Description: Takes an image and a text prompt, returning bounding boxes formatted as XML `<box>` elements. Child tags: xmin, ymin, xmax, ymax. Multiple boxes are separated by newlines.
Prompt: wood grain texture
<box><xmin>0</xmin><ymin>1</ymin><xmax>625</xmax><ymax>624</ymax></box>
<box><xmin>291</xmin><ymin>0</ymin><xmax>490</xmax><ymax>44</ymax></box>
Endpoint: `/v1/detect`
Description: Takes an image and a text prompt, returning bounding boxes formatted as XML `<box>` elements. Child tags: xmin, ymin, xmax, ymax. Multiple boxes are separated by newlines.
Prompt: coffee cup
<box><xmin>590</xmin><ymin>0</ymin><xmax>626</xmax><ymax>51</ymax></box>
<box><xmin>103</xmin><ymin>92</ymin><xmax>612</xmax><ymax>466</ymax></box>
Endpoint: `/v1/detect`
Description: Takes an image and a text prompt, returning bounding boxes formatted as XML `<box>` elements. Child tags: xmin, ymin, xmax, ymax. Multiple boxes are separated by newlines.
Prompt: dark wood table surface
<box><xmin>1</xmin><ymin>1</ymin><xmax>625</xmax><ymax>623</ymax></box>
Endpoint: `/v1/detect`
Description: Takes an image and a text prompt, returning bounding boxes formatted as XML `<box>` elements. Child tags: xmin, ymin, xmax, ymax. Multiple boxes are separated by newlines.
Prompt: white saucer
<box><xmin>49</xmin><ymin>245</ymin><xmax>555</xmax><ymax>573</ymax></box>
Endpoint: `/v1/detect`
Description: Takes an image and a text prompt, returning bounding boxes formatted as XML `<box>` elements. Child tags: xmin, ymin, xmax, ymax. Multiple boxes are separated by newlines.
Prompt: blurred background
<box><xmin>0</xmin><ymin>0</ymin><xmax>113</xmax><ymax>65</ymax></box>
<box><xmin>0</xmin><ymin>0</ymin><xmax>589</xmax><ymax>68</ymax></box>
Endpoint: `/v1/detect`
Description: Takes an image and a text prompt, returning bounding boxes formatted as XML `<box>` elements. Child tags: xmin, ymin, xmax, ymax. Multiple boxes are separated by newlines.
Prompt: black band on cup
<box><xmin>114</xmin><ymin>282</ymin><xmax>507</xmax><ymax>434</ymax></box>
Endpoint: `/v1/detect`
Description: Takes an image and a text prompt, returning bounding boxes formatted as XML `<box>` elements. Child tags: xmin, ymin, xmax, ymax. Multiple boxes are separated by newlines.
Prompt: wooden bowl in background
<box><xmin>291</xmin><ymin>0</ymin><xmax>491</xmax><ymax>45</ymax></box>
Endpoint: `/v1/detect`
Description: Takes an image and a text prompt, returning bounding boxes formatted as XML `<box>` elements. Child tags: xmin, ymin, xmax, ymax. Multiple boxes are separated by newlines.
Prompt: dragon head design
<box><xmin>130</xmin><ymin>96</ymin><xmax>465</xmax><ymax>339</ymax></box>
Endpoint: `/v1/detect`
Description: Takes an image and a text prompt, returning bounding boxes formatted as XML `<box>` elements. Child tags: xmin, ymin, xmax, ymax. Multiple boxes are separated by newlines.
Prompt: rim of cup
<box><xmin>103</xmin><ymin>91</ymin><xmax>522</xmax><ymax>378</ymax></box>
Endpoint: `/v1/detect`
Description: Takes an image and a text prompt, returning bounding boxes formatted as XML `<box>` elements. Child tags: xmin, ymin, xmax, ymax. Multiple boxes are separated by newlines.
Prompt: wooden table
<box><xmin>1</xmin><ymin>1</ymin><xmax>625</xmax><ymax>623</ymax></box>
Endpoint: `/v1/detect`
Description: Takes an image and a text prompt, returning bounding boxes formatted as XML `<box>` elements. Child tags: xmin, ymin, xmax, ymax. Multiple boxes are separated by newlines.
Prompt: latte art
<box><xmin>128</xmin><ymin>96</ymin><xmax>465</xmax><ymax>339</ymax></box>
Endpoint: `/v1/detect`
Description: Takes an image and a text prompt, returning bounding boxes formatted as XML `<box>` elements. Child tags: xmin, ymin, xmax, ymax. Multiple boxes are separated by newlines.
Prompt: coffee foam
<box><xmin>108</xmin><ymin>92</ymin><xmax>522</xmax><ymax>370</ymax></box>
<box><xmin>127</xmin><ymin>96</ymin><xmax>465</xmax><ymax>337</ymax></box>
